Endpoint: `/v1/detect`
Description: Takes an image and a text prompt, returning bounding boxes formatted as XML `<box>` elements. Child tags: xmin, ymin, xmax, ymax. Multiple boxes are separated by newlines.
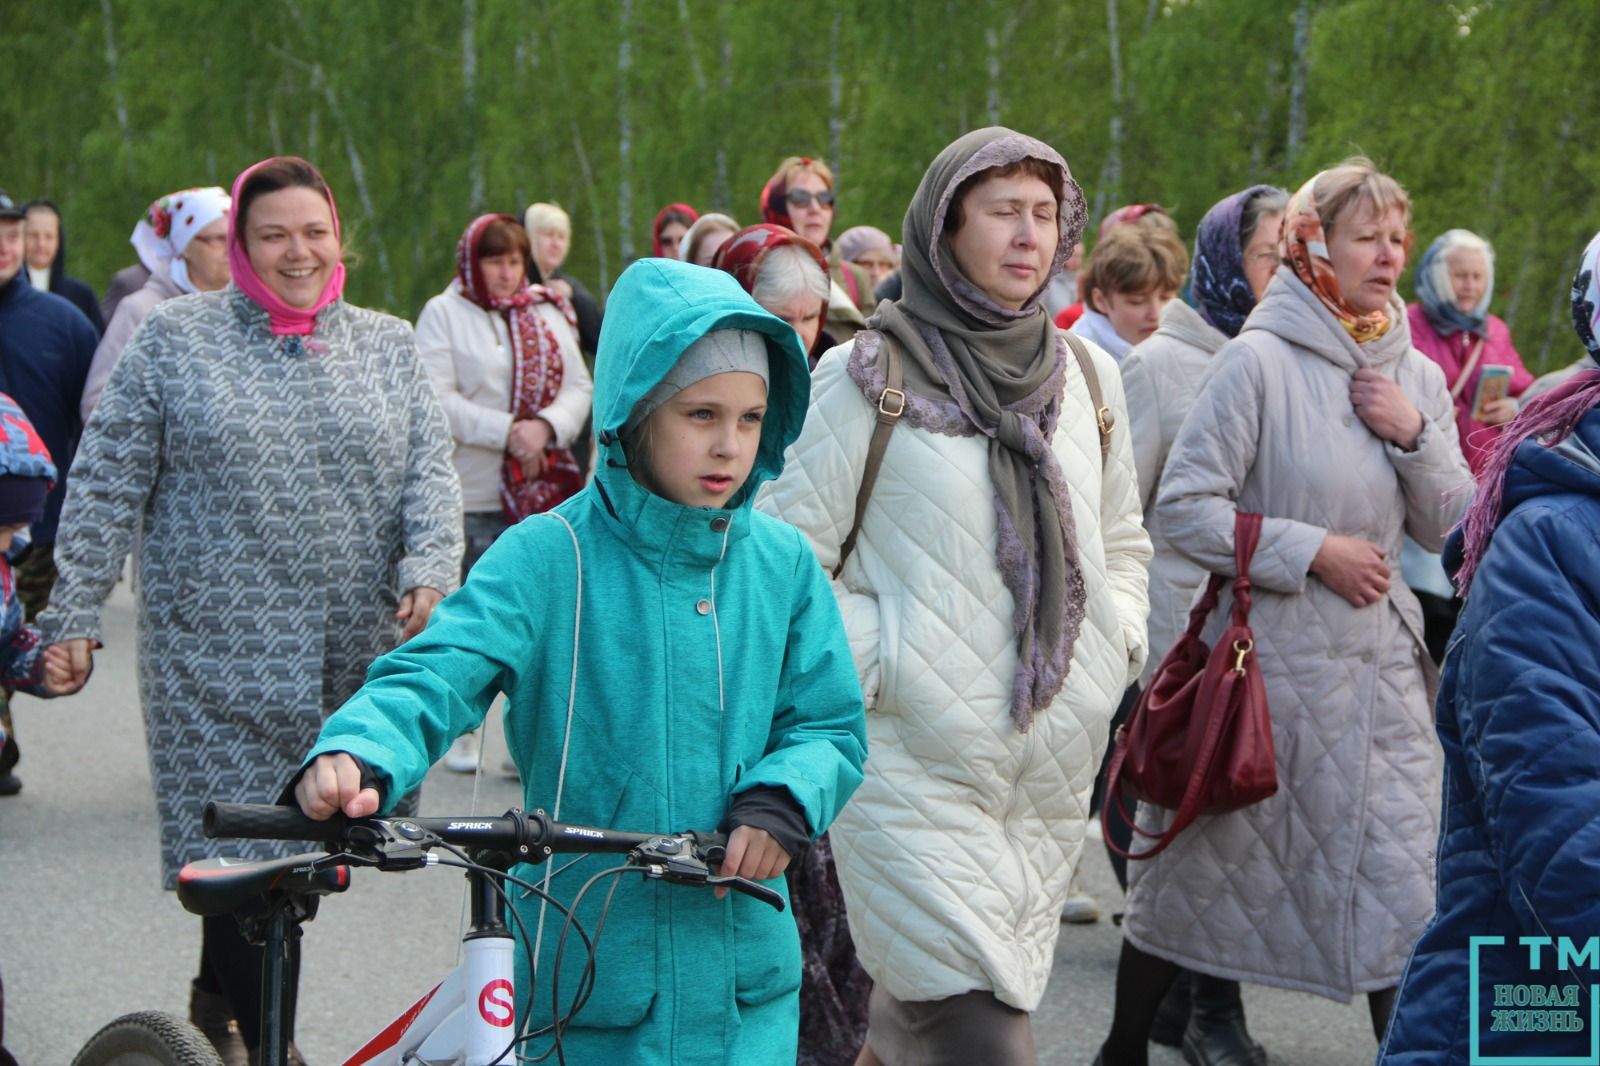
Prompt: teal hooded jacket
<box><xmin>306</xmin><ymin>260</ymin><xmax>868</xmax><ymax>1064</ymax></box>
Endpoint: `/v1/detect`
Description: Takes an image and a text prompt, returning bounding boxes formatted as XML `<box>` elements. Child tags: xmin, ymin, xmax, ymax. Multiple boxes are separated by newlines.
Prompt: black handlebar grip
<box><xmin>204</xmin><ymin>802</ymin><xmax>350</xmax><ymax>843</ymax></box>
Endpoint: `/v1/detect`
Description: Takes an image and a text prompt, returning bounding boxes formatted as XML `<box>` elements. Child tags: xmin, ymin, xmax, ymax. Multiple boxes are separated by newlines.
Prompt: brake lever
<box><xmin>706</xmin><ymin>875</ymin><xmax>786</xmax><ymax>912</ymax></box>
<box><xmin>327</xmin><ymin>818</ymin><xmax>432</xmax><ymax>871</ymax></box>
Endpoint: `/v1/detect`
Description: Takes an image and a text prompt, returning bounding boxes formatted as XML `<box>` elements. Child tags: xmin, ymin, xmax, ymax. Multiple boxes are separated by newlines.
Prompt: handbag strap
<box><xmin>833</xmin><ymin>336</ymin><xmax>905</xmax><ymax>578</ymax></box>
<box><xmin>1448</xmin><ymin>335</ymin><xmax>1489</xmax><ymax>402</ymax></box>
<box><xmin>1064</xmin><ymin>332</ymin><xmax>1114</xmax><ymax>462</ymax></box>
<box><xmin>1229</xmin><ymin>511</ymin><xmax>1264</xmax><ymax>627</ymax></box>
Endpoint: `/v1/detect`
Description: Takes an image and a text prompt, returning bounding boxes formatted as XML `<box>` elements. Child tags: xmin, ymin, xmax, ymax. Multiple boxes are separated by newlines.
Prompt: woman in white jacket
<box><xmin>414</xmin><ymin>213</ymin><xmax>592</xmax><ymax>771</ymax></box>
<box><xmin>761</xmin><ymin>127</ymin><xmax>1150</xmax><ymax>1066</ymax></box>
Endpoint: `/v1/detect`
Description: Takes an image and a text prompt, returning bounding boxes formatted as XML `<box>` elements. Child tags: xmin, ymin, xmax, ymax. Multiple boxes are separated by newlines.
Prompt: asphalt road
<box><xmin>1</xmin><ymin>583</ymin><xmax>1378</xmax><ymax>1064</ymax></box>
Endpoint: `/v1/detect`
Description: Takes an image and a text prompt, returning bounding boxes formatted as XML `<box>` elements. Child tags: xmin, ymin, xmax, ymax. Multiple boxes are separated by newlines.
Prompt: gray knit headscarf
<box><xmin>847</xmin><ymin>126</ymin><xmax>1088</xmax><ymax>732</ymax></box>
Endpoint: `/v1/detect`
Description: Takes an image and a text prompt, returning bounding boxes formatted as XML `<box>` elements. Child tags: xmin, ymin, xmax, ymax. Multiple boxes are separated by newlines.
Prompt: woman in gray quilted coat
<box><xmin>1096</xmin><ymin>159</ymin><xmax>1474</xmax><ymax>1066</ymax></box>
<box><xmin>39</xmin><ymin>156</ymin><xmax>463</xmax><ymax>1065</ymax></box>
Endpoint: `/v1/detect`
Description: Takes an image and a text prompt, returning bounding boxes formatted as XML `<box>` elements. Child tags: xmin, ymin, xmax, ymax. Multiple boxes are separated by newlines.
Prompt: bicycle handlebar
<box><xmin>204</xmin><ymin>802</ymin><xmax>726</xmax><ymax>862</ymax></box>
<box><xmin>202</xmin><ymin>802</ymin><xmax>782</xmax><ymax>911</ymax></box>
<box><xmin>205</xmin><ymin>802</ymin><xmax>351</xmax><ymax>844</ymax></box>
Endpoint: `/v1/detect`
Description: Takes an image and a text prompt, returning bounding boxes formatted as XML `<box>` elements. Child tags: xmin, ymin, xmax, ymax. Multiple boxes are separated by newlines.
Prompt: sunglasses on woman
<box><xmin>786</xmin><ymin>188</ymin><xmax>835</xmax><ymax>209</ymax></box>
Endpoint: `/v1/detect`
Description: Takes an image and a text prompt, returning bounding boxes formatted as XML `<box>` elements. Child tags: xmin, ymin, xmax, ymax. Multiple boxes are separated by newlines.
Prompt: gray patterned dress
<box><xmin>41</xmin><ymin>287</ymin><xmax>464</xmax><ymax>887</ymax></box>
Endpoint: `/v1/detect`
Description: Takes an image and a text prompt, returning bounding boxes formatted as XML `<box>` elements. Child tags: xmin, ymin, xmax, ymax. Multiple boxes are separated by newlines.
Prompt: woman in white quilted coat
<box><xmin>761</xmin><ymin>127</ymin><xmax>1150</xmax><ymax>1065</ymax></box>
<box><xmin>1097</xmin><ymin>160</ymin><xmax>1475</xmax><ymax>1066</ymax></box>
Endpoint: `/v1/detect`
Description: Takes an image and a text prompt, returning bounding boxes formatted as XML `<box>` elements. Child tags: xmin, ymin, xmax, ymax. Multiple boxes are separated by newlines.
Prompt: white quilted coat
<box><xmin>1123</xmin><ymin>268</ymin><xmax>1474</xmax><ymax>1000</ymax></box>
<box><xmin>758</xmin><ymin>336</ymin><xmax>1151</xmax><ymax>1011</ymax></box>
<box><xmin>1119</xmin><ymin>300</ymin><xmax>1228</xmax><ymax>682</ymax></box>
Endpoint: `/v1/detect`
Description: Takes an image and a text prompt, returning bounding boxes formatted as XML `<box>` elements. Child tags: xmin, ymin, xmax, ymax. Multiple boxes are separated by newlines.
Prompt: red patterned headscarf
<box><xmin>1095</xmin><ymin>202</ymin><xmax>1168</xmax><ymax>242</ymax></box>
<box><xmin>712</xmin><ymin>224</ymin><xmax>830</xmax><ymax>359</ymax></box>
<box><xmin>1280</xmin><ymin>175</ymin><xmax>1392</xmax><ymax>344</ymax></box>
<box><xmin>453</xmin><ymin>214</ymin><xmax>584</xmax><ymax>521</ymax></box>
<box><xmin>651</xmin><ymin>203</ymin><xmax>699</xmax><ymax>258</ymax></box>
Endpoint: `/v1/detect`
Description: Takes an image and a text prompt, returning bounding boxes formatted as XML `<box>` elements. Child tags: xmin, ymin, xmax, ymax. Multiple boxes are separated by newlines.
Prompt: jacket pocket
<box><xmin>516</xmin><ymin>765</ymin><xmax>658</xmax><ymax>1030</ymax></box>
<box><xmin>732</xmin><ymin>880</ymin><xmax>802</xmax><ymax>1006</ymax></box>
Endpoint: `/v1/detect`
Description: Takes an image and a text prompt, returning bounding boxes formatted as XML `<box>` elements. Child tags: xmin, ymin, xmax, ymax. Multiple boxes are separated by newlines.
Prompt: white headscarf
<box><xmin>129</xmin><ymin>187</ymin><xmax>231</xmax><ymax>293</ymax></box>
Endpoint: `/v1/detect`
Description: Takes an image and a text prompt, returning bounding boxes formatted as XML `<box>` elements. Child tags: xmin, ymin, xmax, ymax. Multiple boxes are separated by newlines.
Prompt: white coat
<box><xmin>414</xmin><ymin>285</ymin><xmax>593</xmax><ymax>512</ymax></box>
<box><xmin>759</xmin><ymin>336</ymin><xmax>1150</xmax><ymax>1010</ymax></box>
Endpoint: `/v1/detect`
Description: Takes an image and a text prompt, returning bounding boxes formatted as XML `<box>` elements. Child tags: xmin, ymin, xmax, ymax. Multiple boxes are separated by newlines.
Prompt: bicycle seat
<box><xmin>177</xmin><ymin>853</ymin><xmax>351</xmax><ymax>917</ymax></box>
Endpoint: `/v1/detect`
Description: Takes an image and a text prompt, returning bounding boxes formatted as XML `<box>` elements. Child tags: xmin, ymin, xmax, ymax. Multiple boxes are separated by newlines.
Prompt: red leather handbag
<box><xmin>1105</xmin><ymin>511</ymin><xmax>1277</xmax><ymax>860</ymax></box>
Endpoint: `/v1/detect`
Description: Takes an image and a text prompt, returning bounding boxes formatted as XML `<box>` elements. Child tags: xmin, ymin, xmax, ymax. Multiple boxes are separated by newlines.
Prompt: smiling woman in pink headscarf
<box><xmin>38</xmin><ymin>155</ymin><xmax>463</xmax><ymax>1064</ymax></box>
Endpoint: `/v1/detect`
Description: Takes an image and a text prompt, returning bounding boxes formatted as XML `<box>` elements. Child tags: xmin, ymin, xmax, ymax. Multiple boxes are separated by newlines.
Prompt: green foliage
<box><xmin>5</xmin><ymin>0</ymin><xmax>1596</xmax><ymax>371</ymax></box>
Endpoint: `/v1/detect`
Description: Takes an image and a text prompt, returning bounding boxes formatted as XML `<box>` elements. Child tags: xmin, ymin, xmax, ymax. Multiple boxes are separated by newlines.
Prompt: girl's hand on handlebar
<box><xmin>716</xmin><ymin>826</ymin><xmax>789</xmax><ymax>899</ymax></box>
<box><xmin>295</xmin><ymin>752</ymin><xmax>381</xmax><ymax>820</ymax></box>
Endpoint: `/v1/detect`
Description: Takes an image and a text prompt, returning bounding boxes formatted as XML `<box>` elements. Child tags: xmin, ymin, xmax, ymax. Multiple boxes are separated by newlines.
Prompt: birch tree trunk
<box><xmin>571</xmin><ymin>120</ymin><xmax>611</xmax><ymax>294</ymax></box>
<box><xmin>617</xmin><ymin>0</ymin><xmax>636</xmax><ymax>262</ymax></box>
<box><xmin>1286</xmin><ymin>0</ymin><xmax>1310</xmax><ymax>170</ymax></box>
<box><xmin>828</xmin><ymin>11</ymin><xmax>844</xmax><ymax>177</ymax></box>
<box><xmin>986</xmin><ymin>24</ymin><xmax>1002</xmax><ymax>126</ymax></box>
<box><xmin>463</xmin><ymin>0</ymin><xmax>484</xmax><ymax>213</ymax></box>
<box><xmin>713</xmin><ymin>16</ymin><xmax>732</xmax><ymax>212</ymax></box>
<box><xmin>677</xmin><ymin>0</ymin><xmax>708</xmax><ymax>93</ymax></box>
<box><xmin>98</xmin><ymin>0</ymin><xmax>133</xmax><ymax>180</ymax></box>
<box><xmin>1097</xmin><ymin>0</ymin><xmax>1126</xmax><ymax>219</ymax></box>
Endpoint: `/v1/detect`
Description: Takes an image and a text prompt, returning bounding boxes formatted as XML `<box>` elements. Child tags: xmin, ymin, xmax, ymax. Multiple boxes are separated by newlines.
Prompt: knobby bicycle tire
<box><xmin>70</xmin><ymin>1011</ymin><xmax>225</xmax><ymax>1066</ymax></box>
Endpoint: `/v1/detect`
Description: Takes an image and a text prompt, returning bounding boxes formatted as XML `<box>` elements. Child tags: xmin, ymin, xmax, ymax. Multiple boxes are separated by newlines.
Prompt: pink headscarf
<box><xmin>226</xmin><ymin>157</ymin><xmax>347</xmax><ymax>335</ymax></box>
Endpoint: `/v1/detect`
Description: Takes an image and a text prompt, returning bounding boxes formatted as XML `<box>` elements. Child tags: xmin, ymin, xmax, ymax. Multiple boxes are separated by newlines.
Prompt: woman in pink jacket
<box><xmin>1406</xmin><ymin>229</ymin><xmax>1533</xmax><ymax>476</ymax></box>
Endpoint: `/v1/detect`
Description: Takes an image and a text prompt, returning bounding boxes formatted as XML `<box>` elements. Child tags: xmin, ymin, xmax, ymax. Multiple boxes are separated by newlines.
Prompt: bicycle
<box><xmin>70</xmin><ymin>800</ymin><xmax>784</xmax><ymax>1066</ymax></box>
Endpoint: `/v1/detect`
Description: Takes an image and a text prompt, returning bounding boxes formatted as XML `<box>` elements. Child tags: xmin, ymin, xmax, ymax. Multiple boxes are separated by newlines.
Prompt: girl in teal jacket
<box><xmin>295</xmin><ymin>259</ymin><xmax>868</xmax><ymax>1065</ymax></box>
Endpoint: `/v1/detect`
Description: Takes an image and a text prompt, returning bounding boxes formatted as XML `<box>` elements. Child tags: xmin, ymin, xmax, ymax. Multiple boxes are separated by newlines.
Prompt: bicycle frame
<box><xmin>342</xmin><ymin>932</ymin><xmax>515</xmax><ymax>1066</ymax></box>
<box><xmin>253</xmin><ymin>862</ymin><xmax>518</xmax><ymax>1066</ymax></box>
<box><xmin>183</xmin><ymin>804</ymin><xmax>784</xmax><ymax>1066</ymax></box>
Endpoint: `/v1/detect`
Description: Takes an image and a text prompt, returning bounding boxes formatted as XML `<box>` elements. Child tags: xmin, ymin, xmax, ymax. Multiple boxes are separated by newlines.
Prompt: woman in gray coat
<box><xmin>1096</xmin><ymin>159</ymin><xmax>1474</xmax><ymax>1066</ymax></box>
<box><xmin>41</xmin><ymin>156</ymin><xmax>462</xmax><ymax>1065</ymax></box>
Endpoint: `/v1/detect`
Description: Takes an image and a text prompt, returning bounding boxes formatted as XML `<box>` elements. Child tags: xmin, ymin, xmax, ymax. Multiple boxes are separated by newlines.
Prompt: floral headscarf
<box><xmin>1281</xmin><ymin>173</ymin><xmax>1391</xmax><ymax>344</ymax></box>
<box><xmin>130</xmin><ymin>187</ymin><xmax>231</xmax><ymax>293</ymax></box>
<box><xmin>1096</xmin><ymin>202</ymin><xmax>1169</xmax><ymax>242</ymax></box>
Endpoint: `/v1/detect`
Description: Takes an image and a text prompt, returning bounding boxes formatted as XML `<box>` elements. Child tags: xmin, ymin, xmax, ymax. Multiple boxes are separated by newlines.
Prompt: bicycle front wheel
<box><xmin>70</xmin><ymin>1011</ymin><xmax>225</xmax><ymax>1066</ymax></box>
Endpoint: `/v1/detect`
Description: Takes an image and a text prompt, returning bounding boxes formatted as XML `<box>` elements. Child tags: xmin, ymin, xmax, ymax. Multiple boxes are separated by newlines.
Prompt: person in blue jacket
<box><xmin>295</xmin><ymin>257</ymin><xmax>868</xmax><ymax>1065</ymax></box>
<box><xmin>1379</xmin><ymin>232</ymin><xmax>1600</xmax><ymax>1063</ymax></box>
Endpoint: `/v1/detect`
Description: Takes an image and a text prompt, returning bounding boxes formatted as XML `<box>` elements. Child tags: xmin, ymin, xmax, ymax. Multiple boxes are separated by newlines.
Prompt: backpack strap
<box><xmin>1064</xmin><ymin>332</ymin><xmax>1113</xmax><ymax>464</ymax></box>
<box><xmin>833</xmin><ymin>337</ymin><xmax>904</xmax><ymax>579</ymax></box>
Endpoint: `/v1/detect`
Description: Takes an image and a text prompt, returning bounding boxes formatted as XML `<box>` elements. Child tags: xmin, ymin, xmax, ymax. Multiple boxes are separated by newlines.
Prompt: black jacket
<box><xmin>24</xmin><ymin>201</ymin><xmax>105</xmax><ymax>337</ymax></box>
<box><xmin>0</xmin><ymin>272</ymin><xmax>96</xmax><ymax>542</ymax></box>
